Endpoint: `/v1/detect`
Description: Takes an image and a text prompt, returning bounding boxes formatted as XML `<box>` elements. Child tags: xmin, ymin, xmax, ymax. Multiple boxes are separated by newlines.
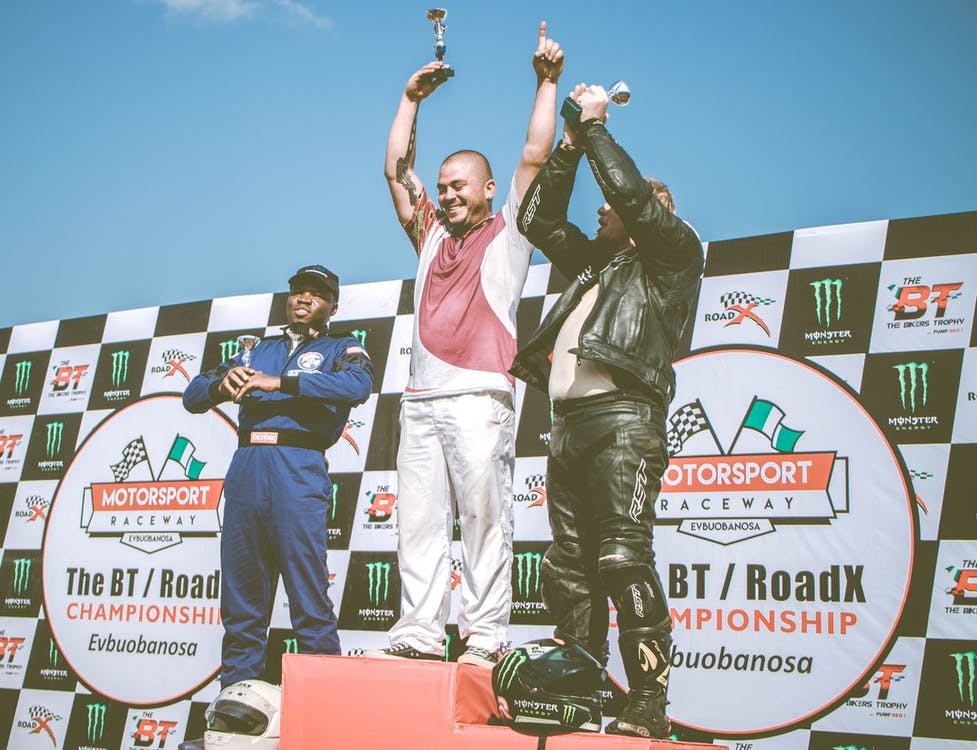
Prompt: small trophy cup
<box><xmin>426</xmin><ymin>8</ymin><xmax>454</xmax><ymax>84</ymax></box>
<box><xmin>236</xmin><ymin>335</ymin><xmax>261</xmax><ymax>367</ymax></box>
<box><xmin>561</xmin><ymin>80</ymin><xmax>631</xmax><ymax>125</ymax></box>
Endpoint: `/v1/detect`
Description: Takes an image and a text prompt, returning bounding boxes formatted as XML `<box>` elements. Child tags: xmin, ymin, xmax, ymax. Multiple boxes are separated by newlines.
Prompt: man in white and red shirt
<box><xmin>367</xmin><ymin>22</ymin><xmax>564</xmax><ymax>668</ymax></box>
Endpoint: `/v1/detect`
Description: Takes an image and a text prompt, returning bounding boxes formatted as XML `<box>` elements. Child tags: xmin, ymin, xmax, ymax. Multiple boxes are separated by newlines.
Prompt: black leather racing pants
<box><xmin>542</xmin><ymin>390</ymin><xmax>672</xmax><ymax>693</ymax></box>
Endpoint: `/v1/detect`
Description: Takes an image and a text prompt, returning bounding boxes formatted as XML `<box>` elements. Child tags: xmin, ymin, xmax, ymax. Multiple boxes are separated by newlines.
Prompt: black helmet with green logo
<box><xmin>491</xmin><ymin>640</ymin><xmax>605</xmax><ymax>733</ymax></box>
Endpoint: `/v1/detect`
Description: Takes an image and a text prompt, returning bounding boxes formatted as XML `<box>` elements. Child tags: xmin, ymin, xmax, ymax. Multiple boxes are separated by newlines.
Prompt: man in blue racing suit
<box><xmin>183</xmin><ymin>264</ymin><xmax>373</xmax><ymax>686</ymax></box>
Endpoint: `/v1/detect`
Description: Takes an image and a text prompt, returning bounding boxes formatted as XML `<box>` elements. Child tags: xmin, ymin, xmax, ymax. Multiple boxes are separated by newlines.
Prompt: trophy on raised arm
<box><xmin>561</xmin><ymin>80</ymin><xmax>631</xmax><ymax>125</ymax></box>
<box><xmin>426</xmin><ymin>8</ymin><xmax>454</xmax><ymax>84</ymax></box>
<box><xmin>236</xmin><ymin>335</ymin><xmax>261</xmax><ymax>368</ymax></box>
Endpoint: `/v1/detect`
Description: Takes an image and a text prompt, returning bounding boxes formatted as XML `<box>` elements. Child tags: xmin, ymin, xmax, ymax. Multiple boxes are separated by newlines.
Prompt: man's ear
<box><xmin>484</xmin><ymin>179</ymin><xmax>497</xmax><ymax>201</ymax></box>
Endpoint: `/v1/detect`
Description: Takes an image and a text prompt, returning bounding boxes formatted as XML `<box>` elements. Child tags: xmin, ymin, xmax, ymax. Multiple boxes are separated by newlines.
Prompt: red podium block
<box><xmin>281</xmin><ymin>654</ymin><xmax>725</xmax><ymax>749</ymax></box>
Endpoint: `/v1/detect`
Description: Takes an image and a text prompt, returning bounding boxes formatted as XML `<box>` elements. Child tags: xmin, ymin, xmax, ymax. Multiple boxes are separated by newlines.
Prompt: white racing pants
<box><xmin>388</xmin><ymin>391</ymin><xmax>514</xmax><ymax>655</ymax></box>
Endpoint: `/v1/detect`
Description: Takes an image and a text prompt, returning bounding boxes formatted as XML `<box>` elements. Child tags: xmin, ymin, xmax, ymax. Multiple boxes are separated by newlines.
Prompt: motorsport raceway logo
<box><xmin>42</xmin><ymin>395</ymin><xmax>236</xmax><ymax>705</ymax></box>
<box><xmin>651</xmin><ymin>349</ymin><xmax>914</xmax><ymax>737</ymax></box>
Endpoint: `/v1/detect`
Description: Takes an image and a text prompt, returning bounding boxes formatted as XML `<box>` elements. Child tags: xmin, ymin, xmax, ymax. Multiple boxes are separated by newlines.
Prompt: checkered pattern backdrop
<box><xmin>0</xmin><ymin>210</ymin><xmax>975</xmax><ymax>749</ymax></box>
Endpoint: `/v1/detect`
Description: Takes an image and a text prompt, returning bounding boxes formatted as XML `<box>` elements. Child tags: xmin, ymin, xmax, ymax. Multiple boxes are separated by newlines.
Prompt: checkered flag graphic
<box><xmin>111</xmin><ymin>437</ymin><xmax>149</xmax><ymax>482</ymax></box>
<box><xmin>667</xmin><ymin>399</ymin><xmax>711</xmax><ymax>456</ymax></box>
<box><xmin>524</xmin><ymin>474</ymin><xmax>546</xmax><ymax>490</ymax></box>
<box><xmin>720</xmin><ymin>291</ymin><xmax>775</xmax><ymax>309</ymax></box>
<box><xmin>162</xmin><ymin>348</ymin><xmax>197</xmax><ymax>363</ymax></box>
<box><xmin>29</xmin><ymin>706</ymin><xmax>61</xmax><ymax>722</ymax></box>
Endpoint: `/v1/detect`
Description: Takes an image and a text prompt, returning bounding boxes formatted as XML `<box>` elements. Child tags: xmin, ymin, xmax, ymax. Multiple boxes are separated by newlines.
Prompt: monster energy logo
<box><xmin>831</xmin><ymin>746</ymin><xmax>866</xmax><ymax>750</ymax></box>
<box><xmin>219</xmin><ymin>339</ymin><xmax>241</xmax><ymax>361</ymax></box>
<box><xmin>350</xmin><ymin>329</ymin><xmax>368</xmax><ymax>346</ymax></box>
<box><xmin>46</xmin><ymin>421</ymin><xmax>64</xmax><ymax>458</ymax></box>
<box><xmin>562</xmin><ymin>704</ymin><xmax>577</xmax><ymax>726</ymax></box>
<box><xmin>86</xmin><ymin>702</ymin><xmax>107</xmax><ymax>743</ymax></box>
<box><xmin>110</xmin><ymin>350</ymin><xmax>130</xmax><ymax>387</ymax></box>
<box><xmin>12</xmin><ymin>557</ymin><xmax>32</xmax><ymax>595</ymax></box>
<box><xmin>48</xmin><ymin>639</ymin><xmax>60</xmax><ymax>667</ymax></box>
<box><xmin>495</xmin><ymin>650</ymin><xmax>527</xmax><ymax>690</ymax></box>
<box><xmin>893</xmin><ymin>361</ymin><xmax>929</xmax><ymax>412</ymax></box>
<box><xmin>810</xmin><ymin>278</ymin><xmax>843</xmax><ymax>327</ymax></box>
<box><xmin>14</xmin><ymin>360</ymin><xmax>32</xmax><ymax>396</ymax></box>
<box><xmin>331</xmin><ymin>483</ymin><xmax>338</xmax><ymax>519</ymax></box>
<box><xmin>514</xmin><ymin>552</ymin><xmax>542</xmax><ymax>598</ymax></box>
<box><xmin>951</xmin><ymin>651</ymin><xmax>976</xmax><ymax>707</ymax></box>
<box><xmin>365</xmin><ymin>562</ymin><xmax>390</xmax><ymax>606</ymax></box>
<box><xmin>282</xmin><ymin>637</ymin><xmax>299</xmax><ymax>654</ymax></box>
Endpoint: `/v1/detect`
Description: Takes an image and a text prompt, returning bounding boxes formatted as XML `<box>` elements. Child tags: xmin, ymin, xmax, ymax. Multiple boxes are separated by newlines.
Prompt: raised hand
<box><xmin>404</xmin><ymin>61</ymin><xmax>452</xmax><ymax>103</ymax></box>
<box><xmin>532</xmin><ymin>21</ymin><xmax>564</xmax><ymax>84</ymax></box>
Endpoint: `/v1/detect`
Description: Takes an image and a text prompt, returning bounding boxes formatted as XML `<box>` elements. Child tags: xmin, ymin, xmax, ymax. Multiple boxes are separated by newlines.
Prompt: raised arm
<box><xmin>384</xmin><ymin>62</ymin><xmax>451</xmax><ymax>227</ymax></box>
<box><xmin>513</xmin><ymin>21</ymin><xmax>564</xmax><ymax>201</ymax></box>
<box><xmin>573</xmin><ymin>85</ymin><xmax>703</xmax><ymax>271</ymax></box>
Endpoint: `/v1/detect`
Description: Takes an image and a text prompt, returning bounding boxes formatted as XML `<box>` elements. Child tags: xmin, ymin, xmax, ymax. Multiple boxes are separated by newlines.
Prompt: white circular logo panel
<box><xmin>43</xmin><ymin>395</ymin><xmax>235</xmax><ymax>704</ymax></box>
<box><xmin>657</xmin><ymin>350</ymin><xmax>914</xmax><ymax>735</ymax></box>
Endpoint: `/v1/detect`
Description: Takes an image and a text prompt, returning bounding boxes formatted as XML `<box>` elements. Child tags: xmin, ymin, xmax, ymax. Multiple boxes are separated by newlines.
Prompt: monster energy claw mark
<box><xmin>951</xmin><ymin>651</ymin><xmax>977</xmax><ymax>707</ymax></box>
<box><xmin>48</xmin><ymin>638</ymin><xmax>60</xmax><ymax>666</ymax></box>
<box><xmin>283</xmin><ymin>638</ymin><xmax>299</xmax><ymax>654</ymax></box>
<box><xmin>514</xmin><ymin>552</ymin><xmax>542</xmax><ymax>598</ymax></box>
<box><xmin>86</xmin><ymin>702</ymin><xmax>107</xmax><ymax>743</ymax></box>
<box><xmin>562</xmin><ymin>704</ymin><xmax>577</xmax><ymax>725</ymax></box>
<box><xmin>893</xmin><ymin>362</ymin><xmax>929</xmax><ymax>413</ymax></box>
<box><xmin>111</xmin><ymin>350</ymin><xmax>130</xmax><ymax>387</ymax></box>
<box><xmin>496</xmin><ymin>650</ymin><xmax>527</xmax><ymax>691</ymax></box>
<box><xmin>350</xmin><ymin>329</ymin><xmax>368</xmax><ymax>346</ymax></box>
<box><xmin>365</xmin><ymin>562</ymin><xmax>390</xmax><ymax>606</ymax></box>
<box><xmin>12</xmin><ymin>557</ymin><xmax>32</xmax><ymax>595</ymax></box>
<box><xmin>46</xmin><ymin>421</ymin><xmax>64</xmax><ymax>458</ymax></box>
<box><xmin>14</xmin><ymin>360</ymin><xmax>32</xmax><ymax>395</ymax></box>
<box><xmin>219</xmin><ymin>339</ymin><xmax>241</xmax><ymax>361</ymax></box>
<box><xmin>809</xmin><ymin>278</ymin><xmax>843</xmax><ymax>327</ymax></box>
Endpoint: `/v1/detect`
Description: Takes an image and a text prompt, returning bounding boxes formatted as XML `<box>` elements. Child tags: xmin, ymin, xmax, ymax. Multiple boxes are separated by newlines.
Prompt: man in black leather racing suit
<box><xmin>510</xmin><ymin>83</ymin><xmax>704</xmax><ymax>738</ymax></box>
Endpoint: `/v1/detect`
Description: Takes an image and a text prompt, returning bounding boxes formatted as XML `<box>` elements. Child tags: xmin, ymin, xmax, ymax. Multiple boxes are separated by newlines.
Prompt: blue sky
<box><xmin>2</xmin><ymin>0</ymin><xmax>975</xmax><ymax>327</ymax></box>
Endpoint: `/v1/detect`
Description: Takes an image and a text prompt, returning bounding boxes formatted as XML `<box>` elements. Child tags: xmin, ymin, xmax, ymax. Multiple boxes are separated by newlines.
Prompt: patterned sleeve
<box><xmin>402</xmin><ymin>187</ymin><xmax>440</xmax><ymax>255</ymax></box>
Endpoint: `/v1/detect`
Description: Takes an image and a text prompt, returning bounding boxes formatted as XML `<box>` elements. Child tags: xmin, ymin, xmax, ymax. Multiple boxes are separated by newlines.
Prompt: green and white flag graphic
<box><xmin>167</xmin><ymin>435</ymin><xmax>205</xmax><ymax>479</ymax></box>
<box><xmin>742</xmin><ymin>398</ymin><xmax>803</xmax><ymax>453</ymax></box>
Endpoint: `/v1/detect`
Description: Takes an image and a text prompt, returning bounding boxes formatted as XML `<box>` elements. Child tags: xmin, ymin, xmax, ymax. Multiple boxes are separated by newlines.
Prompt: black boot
<box><xmin>605</xmin><ymin>688</ymin><xmax>669</xmax><ymax>739</ymax></box>
<box><xmin>606</xmin><ymin>624</ymin><xmax>672</xmax><ymax>739</ymax></box>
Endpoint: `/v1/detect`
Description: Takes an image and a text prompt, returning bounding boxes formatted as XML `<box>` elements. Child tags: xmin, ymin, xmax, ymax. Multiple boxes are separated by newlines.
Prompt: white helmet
<box><xmin>204</xmin><ymin>680</ymin><xmax>282</xmax><ymax>750</ymax></box>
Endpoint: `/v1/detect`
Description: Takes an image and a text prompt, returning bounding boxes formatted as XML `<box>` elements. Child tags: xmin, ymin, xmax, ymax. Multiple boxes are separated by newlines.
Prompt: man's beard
<box><xmin>289</xmin><ymin>321</ymin><xmax>311</xmax><ymax>336</ymax></box>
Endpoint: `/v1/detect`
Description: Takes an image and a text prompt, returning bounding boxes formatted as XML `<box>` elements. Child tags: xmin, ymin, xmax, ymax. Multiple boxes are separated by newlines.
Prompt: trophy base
<box><xmin>429</xmin><ymin>67</ymin><xmax>455</xmax><ymax>84</ymax></box>
<box><xmin>560</xmin><ymin>96</ymin><xmax>582</xmax><ymax>126</ymax></box>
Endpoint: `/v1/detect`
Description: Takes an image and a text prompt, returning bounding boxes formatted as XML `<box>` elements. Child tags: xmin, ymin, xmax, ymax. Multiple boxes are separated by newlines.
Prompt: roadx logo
<box><xmin>16</xmin><ymin>494</ymin><xmax>49</xmax><ymax>523</ymax></box>
<box><xmin>153</xmin><ymin>349</ymin><xmax>198</xmax><ymax>382</ymax></box>
<box><xmin>703</xmin><ymin>291</ymin><xmax>776</xmax><ymax>337</ymax></box>
<box><xmin>80</xmin><ymin>434</ymin><xmax>223</xmax><ymax>553</ymax></box>
<box><xmin>341</xmin><ymin>419</ymin><xmax>365</xmax><ymax>454</ymax></box>
<box><xmin>514</xmin><ymin>474</ymin><xmax>546</xmax><ymax>507</ymax></box>
<box><xmin>20</xmin><ymin>705</ymin><xmax>63</xmax><ymax>745</ymax></box>
<box><xmin>658</xmin><ymin>395</ymin><xmax>848</xmax><ymax>544</ymax></box>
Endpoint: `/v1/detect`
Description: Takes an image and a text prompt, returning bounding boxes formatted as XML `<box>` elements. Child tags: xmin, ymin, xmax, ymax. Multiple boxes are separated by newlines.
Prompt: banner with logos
<box><xmin>0</xmin><ymin>210</ymin><xmax>974</xmax><ymax>749</ymax></box>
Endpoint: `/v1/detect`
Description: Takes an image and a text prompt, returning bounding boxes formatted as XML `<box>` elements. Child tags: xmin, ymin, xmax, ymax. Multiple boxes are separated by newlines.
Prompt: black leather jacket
<box><xmin>510</xmin><ymin>122</ymin><xmax>704</xmax><ymax>401</ymax></box>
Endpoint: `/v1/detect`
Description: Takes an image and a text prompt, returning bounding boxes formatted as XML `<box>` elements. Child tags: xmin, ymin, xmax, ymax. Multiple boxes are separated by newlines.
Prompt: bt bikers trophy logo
<box><xmin>652</xmin><ymin>349</ymin><xmax>914</xmax><ymax>737</ymax></box>
<box><xmin>42</xmin><ymin>395</ymin><xmax>235</xmax><ymax>705</ymax></box>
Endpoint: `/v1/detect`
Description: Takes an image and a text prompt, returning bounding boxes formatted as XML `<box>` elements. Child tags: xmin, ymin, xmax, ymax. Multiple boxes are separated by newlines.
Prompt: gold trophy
<box><xmin>426</xmin><ymin>8</ymin><xmax>454</xmax><ymax>84</ymax></box>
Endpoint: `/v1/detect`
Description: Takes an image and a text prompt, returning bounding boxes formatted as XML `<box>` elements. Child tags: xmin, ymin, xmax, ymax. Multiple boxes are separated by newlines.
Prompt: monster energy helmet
<box><xmin>204</xmin><ymin>680</ymin><xmax>281</xmax><ymax>750</ymax></box>
<box><xmin>492</xmin><ymin>640</ymin><xmax>604</xmax><ymax>733</ymax></box>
